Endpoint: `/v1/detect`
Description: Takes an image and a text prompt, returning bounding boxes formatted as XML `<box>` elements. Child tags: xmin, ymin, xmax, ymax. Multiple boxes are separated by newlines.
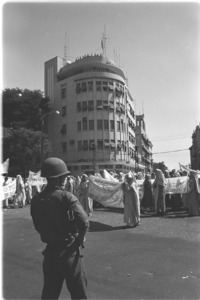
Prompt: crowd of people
<box><xmin>2</xmin><ymin>166</ymin><xmax>200</xmax><ymax>225</ymax></box>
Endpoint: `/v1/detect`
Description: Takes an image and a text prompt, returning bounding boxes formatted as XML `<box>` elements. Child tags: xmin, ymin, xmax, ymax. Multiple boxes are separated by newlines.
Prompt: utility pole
<box><xmin>92</xmin><ymin>143</ymin><xmax>97</xmax><ymax>174</ymax></box>
<box><xmin>40</xmin><ymin>110</ymin><xmax>60</xmax><ymax>162</ymax></box>
<box><xmin>135</xmin><ymin>146</ymin><xmax>138</xmax><ymax>173</ymax></box>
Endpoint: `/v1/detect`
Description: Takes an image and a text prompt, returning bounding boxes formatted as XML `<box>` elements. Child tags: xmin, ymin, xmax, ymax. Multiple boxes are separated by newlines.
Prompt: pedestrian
<box><xmin>153</xmin><ymin>169</ymin><xmax>167</xmax><ymax>216</ymax></box>
<box><xmin>30</xmin><ymin>157</ymin><xmax>89</xmax><ymax>300</ymax></box>
<box><xmin>168</xmin><ymin>170</ymin><xmax>183</xmax><ymax>210</ymax></box>
<box><xmin>74</xmin><ymin>175</ymin><xmax>81</xmax><ymax>197</ymax></box>
<box><xmin>188</xmin><ymin>170</ymin><xmax>200</xmax><ymax>216</ymax></box>
<box><xmin>2</xmin><ymin>174</ymin><xmax>9</xmax><ymax>208</ymax></box>
<box><xmin>14</xmin><ymin>174</ymin><xmax>26</xmax><ymax>208</ymax></box>
<box><xmin>142</xmin><ymin>173</ymin><xmax>154</xmax><ymax>212</ymax></box>
<box><xmin>65</xmin><ymin>176</ymin><xmax>74</xmax><ymax>193</ymax></box>
<box><xmin>25</xmin><ymin>179</ymin><xmax>32</xmax><ymax>204</ymax></box>
<box><xmin>122</xmin><ymin>172</ymin><xmax>140</xmax><ymax>228</ymax></box>
<box><xmin>78</xmin><ymin>174</ymin><xmax>93</xmax><ymax>216</ymax></box>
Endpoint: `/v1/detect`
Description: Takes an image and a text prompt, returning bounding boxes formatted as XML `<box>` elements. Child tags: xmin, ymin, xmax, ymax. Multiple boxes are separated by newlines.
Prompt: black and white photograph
<box><xmin>1</xmin><ymin>1</ymin><xmax>200</xmax><ymax>299</ymax></box>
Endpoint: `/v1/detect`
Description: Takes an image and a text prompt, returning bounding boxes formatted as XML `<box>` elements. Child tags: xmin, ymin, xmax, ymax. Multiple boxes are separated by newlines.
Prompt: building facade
<box><xmin>44</xmin><ymin>54</ymin><xmax>144</xmax><ymax>175</ymax></box>
<box><xmin>190</xmin><ymin>124</ymin><xmax>200</xmax><ymax>170</ymax></box>
<box><xmin>135</xmin><ymin>114</ymin><xmax>153</xmax><ymax>173</ymax></box>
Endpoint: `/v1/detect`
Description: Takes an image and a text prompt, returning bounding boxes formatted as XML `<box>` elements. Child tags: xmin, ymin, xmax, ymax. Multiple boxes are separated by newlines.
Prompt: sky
<box><xmin>2</xmin><ymin>0</ymin><xmax>200</xmax><ymax>171</ymax></box>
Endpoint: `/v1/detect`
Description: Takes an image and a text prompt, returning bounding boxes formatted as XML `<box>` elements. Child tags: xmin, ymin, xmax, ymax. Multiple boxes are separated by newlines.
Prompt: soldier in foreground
<box><xmin>30</xmin><ymin>157</ymin><xmax>89</xmax><ymax>299</ymax></box>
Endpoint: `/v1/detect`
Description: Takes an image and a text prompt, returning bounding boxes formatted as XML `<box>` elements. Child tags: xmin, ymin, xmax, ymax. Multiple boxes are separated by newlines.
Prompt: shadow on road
<box><xmin>141</xmin><ymin>208</ymin><xmax>189</xmax><ymax>219</ymax></box>
<box><xmin>94</xmin><ymin>207</ymin><xmax>124</xmax><ymax>214</ymax></box>
<box><xmin>89</xmin><ymin>221</ymin><xmax>126</xmax><ymax>232</ymax></box>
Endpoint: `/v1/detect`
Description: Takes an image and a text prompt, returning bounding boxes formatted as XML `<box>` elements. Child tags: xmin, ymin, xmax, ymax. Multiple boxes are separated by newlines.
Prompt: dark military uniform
<box><xmin>31</xmin><ymin>185</ymin><xmax>89</xmax><ymax>299</ymax></box>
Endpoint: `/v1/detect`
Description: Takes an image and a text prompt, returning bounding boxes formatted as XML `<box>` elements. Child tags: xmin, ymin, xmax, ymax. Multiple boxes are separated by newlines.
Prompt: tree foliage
<box><xmin>3</xmin><ymin>128</ymin><xmax>41</xmax><ymax>177</ymax></box>
<box><xmin>2</xmin><ymin>88</ymin><xmax>50</xmax><ymax>177</ymax></box>
<box><xmin>2</xmin><ymin>88</ymin><xmax>50</xmax><ymax>130</ymax></box>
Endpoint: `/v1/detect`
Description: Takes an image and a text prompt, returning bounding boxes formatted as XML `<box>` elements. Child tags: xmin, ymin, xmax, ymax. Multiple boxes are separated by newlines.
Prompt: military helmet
<box><xmin>41</xmin><ymin>157</ymin><xmax>70</xmax><ymax>178</ymax></box>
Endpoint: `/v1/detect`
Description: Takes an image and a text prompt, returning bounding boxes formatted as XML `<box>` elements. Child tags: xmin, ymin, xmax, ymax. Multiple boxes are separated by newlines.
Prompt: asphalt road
<box><xmin>2</xmin><ymin>205</ymin><xmax>200</xmax><ymax>300</ymax></box>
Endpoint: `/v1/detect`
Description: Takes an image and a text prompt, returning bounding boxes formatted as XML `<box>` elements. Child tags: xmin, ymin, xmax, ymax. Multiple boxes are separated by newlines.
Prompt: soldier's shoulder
<box><xmin>62</xmin><ymin>190</ymin><xmax>78</xmax><ymax>203</ymax></box>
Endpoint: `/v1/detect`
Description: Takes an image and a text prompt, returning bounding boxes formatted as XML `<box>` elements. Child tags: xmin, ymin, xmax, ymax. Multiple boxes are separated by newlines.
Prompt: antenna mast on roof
<box><xmin>64</xmin><ymin>32</ymin><xmax>68</xmax><ymax>62</ymax></box>
<box><xmin>142</xmin><ymin>100</ymin><xmax>144</xmax><ymax>116</ymax></box>
<box><xmin>101</xmin><ymin>25</ymin><xmax>107</xmax><ymax>57</ymax></box>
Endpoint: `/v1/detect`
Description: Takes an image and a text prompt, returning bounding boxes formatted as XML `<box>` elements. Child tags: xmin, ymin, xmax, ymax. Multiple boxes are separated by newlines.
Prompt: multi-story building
<box><xmin>135</xmin><ymin>114</ymin><xmax>153</xmax><ymax>173</ymax></box>
<box><xmin>44</xmin><ymin>53</ymin><xmax>145</xmax><ymax>175</ymax></box>
<box><xmin>189</xmin><ymin>124</ymin><xmax>200</xmax><ymax>170</ymax></box>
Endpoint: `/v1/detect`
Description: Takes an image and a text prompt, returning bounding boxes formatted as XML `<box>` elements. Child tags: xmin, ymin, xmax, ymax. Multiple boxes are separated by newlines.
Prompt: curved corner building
<box><xmin>44</xmin><ymin>54</ymin><xmax>139</xmax><ymax>175</ymax></box>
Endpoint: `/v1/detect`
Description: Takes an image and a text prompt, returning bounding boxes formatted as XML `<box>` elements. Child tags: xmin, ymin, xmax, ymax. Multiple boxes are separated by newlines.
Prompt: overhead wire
<box><xmin>153</xmin><ymin>149</ymin><xmax>189</xmax><ymax>154</ymax></box>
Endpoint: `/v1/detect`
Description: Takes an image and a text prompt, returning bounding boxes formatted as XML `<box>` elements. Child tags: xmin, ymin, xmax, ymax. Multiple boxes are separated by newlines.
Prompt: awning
<box><xmin>104</xmin><ymin>142</ymin><xmax>110</xmax><ymax>147</ymax></box>
<box><xmin>110</xmin><ymin>142</ymin><xmax>116</xmax><ymax>148</ymax></box>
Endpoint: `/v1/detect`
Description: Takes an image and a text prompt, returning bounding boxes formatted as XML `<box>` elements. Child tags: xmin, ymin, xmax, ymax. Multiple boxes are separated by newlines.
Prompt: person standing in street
<box><xmin>142</xmin><ymin>173</ymin><xmax>154</xmax><ymax>212</ymax></box>
<box><xmin>153</xmin><ymin>169</ymin><xmax>167</xmax><ymax>216</ymax></box>
<box><xmin>77</xmin><ymin>174</ymin><xmax>93</xmax><ymax>217</ymax></box>
<box><xmin>122</xmin><ymin>172</ymin><xmax>140</xmax><ymax>228</ymax></box>
<box><xmin>188</xmin><ymin>170</ymin><xmax>200</xmax><ymax>216</ymax></box>
<box><xmin>14</xmin><ymin>174</ymin><xmax>26</xmax><ymax>208</ymax></box>
<box><xmin>30</xmin><ymin>157</ymin><xmax>89</xmax><ymax>300</ymax></box>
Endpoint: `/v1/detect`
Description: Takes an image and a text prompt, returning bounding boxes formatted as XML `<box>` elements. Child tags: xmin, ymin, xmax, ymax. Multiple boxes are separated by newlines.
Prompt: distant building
<box><xmin>190</xmin><ymin>124</ymin><xmax>200</xmax><ymax>170</ymax></box>
<box><xmin>44</xmin><ymin>53</ymin><xmax>145</xmax><ymax>175</ymax></box>
<box><xmin>135</xmin><ymin>114</ymin><xmax>153</xmax><ymax>173</ymax></box>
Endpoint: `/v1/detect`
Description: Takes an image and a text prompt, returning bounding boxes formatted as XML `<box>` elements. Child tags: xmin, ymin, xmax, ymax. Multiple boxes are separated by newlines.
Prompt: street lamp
<box><xmin>41</xmin><ymin>110</ymin><xmax>60</xmax><ymax>162</ymax></box>
<box><xmin>91</xmin><ymin>143</ymin><xmax>97</xmax><ymax>174</ymax></box>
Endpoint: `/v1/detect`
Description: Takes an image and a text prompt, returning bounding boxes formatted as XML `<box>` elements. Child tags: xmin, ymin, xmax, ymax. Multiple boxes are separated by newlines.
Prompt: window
<box><xmin>83</xmin><ymin>140</ymin><xmax>88</xmax><ymax>151</ymax></box>
<box><xmin>103</xmin><ymin>100</ymin><xmax>109</xmax><ymax>111</ymax></box>
<box><xmin>110</xmin><ymin>120</ymin><xmax>114</xmax><ymax>130</ymax></box>
<box><xmin>109</xmin><ymin>103</ymin><xmax>114</xmax><ymax>112</ymax></box>
<box><xmin>61</xmin><ymin>87</ymin><xmax>66</xmax><ymax>98</ymax></box>
<box><xmin>62</xmin><ymin>106</ymin><xmax>66</xmax><ymax>117</ymax></box>
<box><xmin>88</xmin><ymin>100</ymin><xmax>94</xmax><ymax>111</ymax></box>
<box><xmin>61</xmin><ymin>142</ymin><xmax>67</xmax><ymax>153</ymax></box>
<box><xmin>97</xmin><ymin>139</ymin><xmax>103</xmax><ymax>150</ymax></box>
<box><xmin>77</xmin><ymin>121</ymin><xmax>81</xmax><ymax>131</ymax></box>
<box><xmin>89</xmin><ymin>139</ymin><xmax>95</xmax><ymax>150</ymax></box>
<box><xmin>117</xmin><ymin>140</ymin><xmax>122</xmax><ymax>151</ymax></box>
<box><xmin>102</xmin><ymin>81</ymin><xmax>107</xmax><ymax>91</ymax></box>
<box><xmin>121</xmin><ymin>119</ymin><xmax>124</xmax><ymax>131</ymax></box>
<box><xmin>97</xmin><ymin>120</ymin><xmax>103</xmax><ymax>130</ymax></box>
<box><xmin>81</xmin><ymin>165</ymin><xmax>90</xmax><ymax>170</ymax></box>
<box><xmin>96</xmin><ymin>100</ymin><xmax>102</xmax><ymax>110</ymax></box>
<box><xmin>61</xmin><ymin>124</ymin><xmax>66</xmax><ymax>135</ymax></box>
<box><xmin>89</xmin><ymin>120</ymin><xmax>94</xmax><ymax>130</ymax></box>
<box><xmin>117</xmin><ymin>121</ymin><xmax>120</xmax><ymax>131</ymax></box>
<box><xmin>104</xmin><ymin>120</ymin><xmax>109</xmax><ymax>130</ymax></box>
<box><xmin>77</xmin><ymin>102</ymin><xmax>81</xmax><ymax>112</ymax></box>
<box><xmin>110</xmin><ymin>140</ymin><xmax>116</xmax><ymax>149</ymax></box>
<box><xmin>82</xmin><ymin>101</ymin><xmax>87</xmax><ymax>111</ymax></box>
<box><xmin>116</xmin><ymin>104</ymin><xmax>121</xmax><ymax>113</ymax></box>
<box><xmin>76</xmin><ymin>83</ymin><xmax>81</xmax><ymax>93</ymax></box>
<box><xmin>108</xmin><ymin>81</ymin><xmax>114</xmax><ymax>91</ymax></box>
<box><xmin>83</xmin><ymin>117</ymin><xmax>87</xmax><ymax>130</ymax></box>
<box><xmin>70</xmin><ymin>140</ymin><xmax>75</xmax><ymax>146</ymax></box>
<box><xmin>82</xmin><ymin>82</ymin><xmax>87</xmax><ymax>92</ymax></box>
<box><xmin>78</xmin><ymin>141</ymin><xmax>82</xmax><ymax>151</ymax></box>
<box><xmin>104</xmin><ymin>139</ymin><xmax>110</xmax><ymax>148</ymax></box>
<box><xmin>88</xmin><ymin>81</ymin><xmax>93</xmax><ymax>91</ymax></box>
<box><xmin>96</xmin><ymin>81</ymin><xmax>101</xmax><ymax>91</ymax></box>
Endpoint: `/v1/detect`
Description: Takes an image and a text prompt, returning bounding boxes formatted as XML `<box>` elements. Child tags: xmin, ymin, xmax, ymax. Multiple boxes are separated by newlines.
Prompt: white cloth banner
<box><xmin>2</xmin><ymin>178</ymin><xmax>16</xmax><ymax>200</ymax></box>
<box><xmin>103</xmin><ymin>169</ymin><xmax>119</xmax><ymax>182</ymax></box>
<box><xmin>27</xmin><ymin>170</ymin><xmax>47</xmax><ymax>186</ymax></box>
<box><xmin>88</xmin><ymin>176</ymin><xmax>124</xmax><ymax>208</ymax></box>
<box><xmin>164</xmin><ymin>176</ymin><xmax>189</xmax><ymax>194</ymax></box>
